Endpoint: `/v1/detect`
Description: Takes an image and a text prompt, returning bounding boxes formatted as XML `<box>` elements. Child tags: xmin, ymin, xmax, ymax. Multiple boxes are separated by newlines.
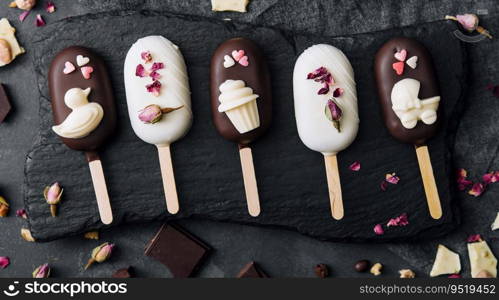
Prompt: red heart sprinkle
<box><xmin>392</xmin><ymin>62</ymin><xmax>404</xmax><ymax>75</ymax></box>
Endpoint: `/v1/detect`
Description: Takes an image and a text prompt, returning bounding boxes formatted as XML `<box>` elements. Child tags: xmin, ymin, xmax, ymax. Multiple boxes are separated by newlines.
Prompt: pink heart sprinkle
<box><xmin>63</xmin><ymin>61</ymin><xmax>76</xmax><ymax>74</ymax></box>
<box><xmin>394</xmin><ymin>49</ymin><xmax>407</xmax><ymax>62</ymax></box>
<box><xmin>238</xmin><ymin>56</ymin><xmax>249</xmax><ymax>67</ymax></box>
<box><xmin>231</xmin><ymin>50</ymin><xmax>245</xmax><ymax>61</ymax></box>
<box><xmin>81</xmin><ymin>66</ymin><xmax>94</xmax><ymax>79</ymax></box>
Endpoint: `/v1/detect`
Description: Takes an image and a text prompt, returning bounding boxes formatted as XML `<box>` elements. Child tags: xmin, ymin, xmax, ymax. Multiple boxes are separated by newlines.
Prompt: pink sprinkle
<box><xmin>385</xmin><ymin>173</ymin><xmax>400</xmax><ymax>184</ymax></box>
<box><xmin>468</xmin><ymin>182</ymin><xmax>484</xmax><ymax>197</ymax></box>
<box><xmin>81</xmin><ymin>66</ymin><xmax>94</xmax><ymax>80</ymax></box>
<box><xmin>150</xmin><ymin>71</ymin><xmax>161</xmax><ymax>81</ymax></box>
<box><xmin>36</xmin><ymin>14</ymin><xmax>46</xmax><ymax>27</ymax></box>
<box><xmin>380</xmin><ymin>181</ymin><xmax>388</xmax><ymax>191</ymax></box>
<box><xmin>231</xmin><ymin>50</ymin><xmax>245</xmax><ymax>61</ymax></box>
<box><xmin>46</xmin><ymin>1</ymin><xmax>56</xmax><ymax>13</ymax></box>
<box><xmin>333</xmin><ymin>87</ymin><xmax>344</xmax><ymax>97</ymax></box>
<box><xmin>146</xmin><ymin>81</ymin><xmax>162</xmax><ymax>97</ymax></box>
<box><xmin>448</xmin><ymin>274</ymin><xmax>461</xmax><ymax>278</ymax></box>
<box><xmin>150</xmin><ymin>62</ymin><xmax>164</xmax><ymax>72</ymax></box>
<box><xmin>349</xmin><ymin>161</ymin><xmax>360</xmax><ymax>171</ymax></box>
<box><xmin>467</xmin><ymin>234</ymin><xmax>482</xmax><ymax>243</ymax></box>
<box><xmin>141</xmin><ymin>51</ymin><xmax>152</xmax><ymax>63</ymax></box>
<box><xmin>238</xmin><ymin>56</ymin><xmax>249</xmax><ymax>67</ymax></box>
<box><xmin>373</xmin><ymin>224</ymin><xmax>384</xmax><ymax>235</ymax></box>
<box><xmin>135</xmin><ymin>64</ymin><xmax>148</xmax><ymax>77</ymax></box>
<box><xmin>386</xmin><ymin>213</ymin><xmax>409</xmax><ymax>227</ymax></box>
<box><xmin>0</xmin><ymin>256</ymin><xmax>9</xmax><ymax>269</ymax></box>
<box><xmin>19</xmin><ymin>10</ymin><xmax>30</xmax><ymax>22</ymax></box>
<box><xmin>63</xmin><ymin>61</ymin><xmax>76</xmax><ymax>74</ymax></box>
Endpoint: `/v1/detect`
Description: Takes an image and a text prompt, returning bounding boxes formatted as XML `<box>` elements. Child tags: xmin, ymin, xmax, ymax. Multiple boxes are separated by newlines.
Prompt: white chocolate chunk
<box><xmin>430</xmin><ymin>244</ymin><xmax>461</xmax><ymax>277</ymax></box>
<box><xmin>0</xmin><ymin>18</ymin><xmax>25</xmax><ymax>67</ymax></box>
<box><xmin>492</xmin><ymin>212</ymin><xmax>499</xmax><ymax>231</ymax></box>
<box><xmin>468</xmin><ymin>241</ymin><xmax>497</xmax><ymax>278</ymax></box>
<box><xmin>211</xmin><ymin>0</ymin><xmax>249</xmax><ymax>12</ymax></box>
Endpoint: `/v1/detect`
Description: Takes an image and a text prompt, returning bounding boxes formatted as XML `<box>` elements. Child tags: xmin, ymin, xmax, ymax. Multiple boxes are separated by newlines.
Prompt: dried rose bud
<box><xmin>85</xmin><ymin>242</ymin><xmax>115</xmax><ymax>270</ymax></box>
<box><xmin>84</xmin><ymin>231</ymin><xmax>99</xmax><ymax>240</ymax></box>
<box><xmin>43</xmin><ymin>182</ymin><xmax>63</xmax><ymax>217</ymax></box>
<box><xmin>456</xmin><ymin>14</ymin><xmax>479</xmax><ymax>32</ymax></box>
<box><xmin>325</xmin><ymin>99</ymin><xmax>342</xmax><ymax>132</ymax></box>
<box><xmin>138</xmin><ymin>104</ymin><xmax>183</xmax><ymax>124</ymax></box>
<box><xmin>0</xmin><ymin>196</ymin><xmax>9</xmax><ymax>217</ymax></box>
<box><xmin>32</xmin><ymin>263</ymin><xmax>50</xmax><ymax>278</ymax></box>
<box><xmin>0</xmin><ymin>256</ymin><xmax>10</xmax><ymax>269</ymax></box>
<box><xmin>21</xmin><ymin>228</ymin><xmax>35</xmax><ymax>242</ymax></box>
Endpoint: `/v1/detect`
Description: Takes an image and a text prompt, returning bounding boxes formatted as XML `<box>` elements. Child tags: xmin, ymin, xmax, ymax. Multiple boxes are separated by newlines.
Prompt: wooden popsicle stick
<box><xmin>157</xmin><ymin>145</ymin><xmax>179</xmax><ymax>214</ymax></box>
<box><xmin>324</xmin><ymin>154</ymin><xmax>344</xmax><ymax>220</ymax></box>
<box><xmin>239</xmin><ymin>145</ymin><xmax>261</xmax><ymax>217</ymax></box>
<box><xmin>415</xmin><ymin>145</ymin><xmax>443</xmax><ymax>219</ymax></box>
<box><xmin>88</xmin><ymin>159</ymin><xmax>113</xmax><ymax>225</ymax></box>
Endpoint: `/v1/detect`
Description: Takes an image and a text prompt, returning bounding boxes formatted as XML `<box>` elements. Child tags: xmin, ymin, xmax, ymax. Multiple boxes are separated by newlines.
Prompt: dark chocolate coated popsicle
<box><xmin>210</xmin><ymin>38</ymin><xmax>272</xmax><ymax>145</ymax></box>
<box><xmin>374</xmin><ymin>37</ymin><xmax>443</xmax><ymax>219</ymax></box>
<box><xmin>374</xmin><ymin>37</ymin><xmax>440</xmax><ymax>146</ymax></box>
<box><xmin>48</xmin><ymin>46</ymin><xmax>116</xmax><ymax>224</ymax></box>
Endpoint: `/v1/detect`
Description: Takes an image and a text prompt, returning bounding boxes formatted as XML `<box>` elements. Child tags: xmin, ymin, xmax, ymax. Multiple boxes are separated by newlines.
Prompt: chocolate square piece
<box><xmin>145</xmin><ymin>223</ymin><xmax>211</xmax><ymax>278</ymax></box>
<box><xmin>0</xmin><ymin>84</ymin><xmax>11</xmax><ymax>123</ymax></box>
<box><xmin>237</xmin><ymin>261</ymin><xmax>269</xmax><ymax>278</ymax></box>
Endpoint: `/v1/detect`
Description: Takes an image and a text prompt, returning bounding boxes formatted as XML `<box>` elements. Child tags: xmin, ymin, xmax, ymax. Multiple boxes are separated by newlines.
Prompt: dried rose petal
<box><xmin>150</xmin><ymin>62</ymin><xmax>164</xmax><ymax>72</ymax></box>
<box><xmin>135</xmin><ymin>64</ymin><xmax>148</xmax><ymax>78</ymax></box>
<box><xmin>46</xmin><ymin>1</ymin><xmax>56</xmax><ymax>13</ymax></box>
<box><xmin>386</xmin><ymin>173</ymin><xmax>400</xmax><ymax>184</ymax></box>
<box><xmin>19</xmin><ymin>10</ymin><xmax>30</xmax><ymax>22</ymax></box>
<box><xmin>333</xmin><ymin>87</ymin><xmax>344</xmax><ymax>97</ymax></box>
<box><xmin>386</xmin><ymin>213</ymin><xmax>409</xmax><ymax>227</ymax></box>
<box><xmin>456</xmin><ymin>168</ymin><xmax>472</xmax><ymax>190</ymax></box>
<box><xmin>16</xmin><ymin>209</ymin><xmax>27</xmax><ymax>219</ymax></box>
<box><xmin>146</xmin><ymin>81</ymin><xmax>161</xmax><ymax>96</ymax></box>
<box><xmin>0</xmin><ymin>256</ymin><xmax>9</xmax><ymax>269</ymax></box>
<box><xmin>349</xmin><ymin>161</ymin><xmax>361</xmax><ymax>171</ymax></box>
<box><xmin>307</xmin><ymin>67</ymin><xmax>328</xmax><ymax>79</ymax></box>
<box><xmin>373</xmin><ymin>224</ymin><xmax>384</xmax><ymax>235</ymax></box>
<box><xmin>466</xmin><ymin>234</ymin><xmax>482</xmax><ymax>243</ymax></box>
<box><xmin>380</xmin><ymin>181</ymin><xmax>388</xmax><ymax>191</ymax></box>
<box><xmin>448</xmin><ymin>274</ymin><xmax>461</xmax><ymax>278</ymax></box>
<box><xmin>317</xmin><ymin>83</ymin><xmax>329</xmax><ymax>95</ymax></box>
<box><xmin>36</xmin><ymin>14</ymin><xmax>46</xmax><ymax>27</ymax></box>
<box><xmin>150</xmin><ymin>71</ymin><xmax>161</xmax><ymax>81</ymax></box>
<box><xmin>468</xmin><ymin>182</ymin><xmax>484</xmax><ymax>197</ymax></box>
<box><xmin>141</xmin><ymin>51</ymin><xmax>152</xmax><ymax>63</ymax></box>
<box><xmin>483</xmin><ymin>172</ymin><xmax>499</xmax><ymax>185</ymax></box>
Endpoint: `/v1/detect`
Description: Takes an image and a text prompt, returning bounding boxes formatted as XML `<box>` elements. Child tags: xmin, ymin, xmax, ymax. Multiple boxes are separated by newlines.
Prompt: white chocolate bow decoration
<box><xmin>391</xmin><ymin>78</ymin><xmax>440</xmax><ymax>129</ymax></box>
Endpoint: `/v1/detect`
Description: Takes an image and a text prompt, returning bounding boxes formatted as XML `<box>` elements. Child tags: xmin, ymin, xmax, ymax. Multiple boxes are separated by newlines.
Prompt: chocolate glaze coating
<box><xmin>374</xmin><ymin>37</ymin><xmax>440</xmax><ymax>146</ymax></box>
<box><xmin>210</xmin><ymin>38</ymin><xmax>272</xmax><ymax>145</ymax></box>
<box><xmin>48</xmin><ymin>46</ymin><xmax>116</xmax><ymax>152</ymax></box>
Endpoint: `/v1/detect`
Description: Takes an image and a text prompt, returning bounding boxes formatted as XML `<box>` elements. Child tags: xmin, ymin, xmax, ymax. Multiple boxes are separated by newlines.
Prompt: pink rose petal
<box><xmin>307</xmin><ymin>67</ymin><xmax>328</xmax><ymax>80</ymax></box>
<box><xmin>468</xmin><ymin>182</ymin><xmax>484</xmax><ymax>197</ymax></box>
<box><xmin>483</xmin><ymin>172</ymin><xmax>499</xmax><ymax>185</ymax></box>
<box><xmin>146</xmin><ymin>80</ymin><xmax>162</xmax><ymax>97</ymax></box>
<box><xmin>46</xmin><ymin>1</ymin><xmax>56</xmax><ymax>13</ymax></box>
<box><xmin>150</xmin><ymin>62</ymin><xmax>164</xmax><ymax>72</ymax></box>
<box><xmin>19</xmin><ymin>10</ymin><xmax>30</xmax><ymax>22</ymax></box>
<box><xmin>16</xmin><ymin>209</ymin><xmax>27</xmax><ymax>219</ymax></box>
<box><xmin>36</xmin><ymin>14</ymin><xmax>46</xmax><ymax>27</ymax></box>
<box><xmin>150</xmin><ymin>71</ymin><xmax>161</xmax><ymax>81</ymax></box>
<box><xmin>380</xmin><ymin>180</ymin><xmax>388</xmax><ymax>191</ymax></box>
<box><xmin>333</xmin><ymin>87</ymin><xmax>344</xmax><ymax>97</ymax></box>
<box><xmin>317</xmin><ymin>83</ymin><xmax>329</xmax><ymax>95</ymax></box>
<box><xmin>466</xmin><ymin>234</ymin><xmax>482</xmax><ymax>243</ymax></box>
<box><xmin>456</xmin><ymin>168</ymin><xmax>472</xmax><ymax>190</ymax></box>
<box><xmin>386</xmin><ymin>213</ymin><xmax>409</xmax><ymax>227</ymax></box>
<box><xmin>385</xmin><ymin>173</ymin><xmax>400</xmax><ymax>184</ymax></box>
<box><xmin>141</xmin><ymin>51</ymin><xmax>152</xmax><ymax>63</ymax></box>
<box><xmin>349</xmin><ymin>161</ymin><xmax>360</xmax><ymax>172</ymax></box>
<box><xmin>81</xmin><ymin>66</ymin><xmax>94</xmax><ymax>80</ymax></box>
<box><xmin>448</xmin><ymin>274</ymin><xmax>461</xmax><ymax>278</ymax></box>
<box><xmin>373</xmin><ymin>224</ymin><xmax>384</xmax><ymax>235</ymax></box>
<box><xmin>135</xmin><ymin>64</ymin><xmax>148</xmax><ymax>77</ymax></box>
<box><xmin>0</xmin><ymin>256</ymin><xmax>9</xmax><ymax>269</ymax></box>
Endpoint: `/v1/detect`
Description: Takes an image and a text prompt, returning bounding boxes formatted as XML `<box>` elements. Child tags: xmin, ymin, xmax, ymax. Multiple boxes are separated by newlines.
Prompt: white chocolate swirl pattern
<box><xmin>218</xmin><ymin>79</ymin><xmax>260</xmax><ymax>134</ymax></box>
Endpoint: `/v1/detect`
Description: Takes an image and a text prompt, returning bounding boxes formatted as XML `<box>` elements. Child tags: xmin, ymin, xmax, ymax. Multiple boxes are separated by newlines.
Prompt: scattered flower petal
<box><xmin>373</xmin><ymin>224</ymin><xmax>384</xmax><ymax>235</ymax></box>
<box><xmin>0</xmin><ymin>257</ymin><xmax>10</xmax><ymax>269</ymax></box>
<box><xmin>317</xmin><ymin>83</ymin><xmax>329</xmax><ymax>95</ymax></box>
<box><xmin>448</xmin><ymin>274</ymin><xmax>461</xmax><ymax>278</ymax></box>
<box><xmin>468</xmin><ymin>182</ymin><xmax>484</xmax><ymax>197</ymax></box>
<box><xmin>16</xmin><ymin>209</ymin><xmax>27</xmax><ymax>219</ymax></box>
<box><xmin>33</xmin><ymin>263</ymin><xmax>50</xmax><ymax>278</ymax></box>
<box><xmin>135</xmin><ymin>64</ymin><xmax>147</xmax><ymax>77</ymax></box>
<box><xmin>349</xmin><ymin>161</ymin><xmax>361</xmax><ymax>171</ymax></box>
<box><xmin>150</xmin><ymin>71</ymin><xmax>161</xmax><ymax>81</ymax></box>
<box><xmin>146</xmin><ymin>80</ymin><xmax>161</xmax><ymax>96</ymax></box>
<box><xmin>456</xmin><ymin>168</ymin><xmax>473</xmax><ymax>190</ymax></box>
<box><xmin>386</xmin><ymin>173</ymin><xmax>400</xmax><ymax>184</ymax></box>
<box><xmin>141</xmin><ymin>51</ymin><xmax>152</xmax><ymax>63</ymax></box>
<box><xmin>46</xmin><ymin>1</ymin><xmax>56</xmax><ymax>13</ymax></box>
<box><xmin>380</xmin><ymin>181</ymin><xmax>388</xmax><ymax>191</ymax></box>
<box><xmin>35</xmin><ymin>14</ymin><xmax>46</xmax><ymax>27</ymax></box>
<box><xmin>387</xmin><ymin>213</ymin><xmax>409</xmax><ymax>227</ymax></box>
<box><xmin>483</xmin><ymin>172</ymin><xmax>499</xmax><ymax>185</ymax></box>
<box><xmin>19</xmin><ymin>10</ymin><xmax>30</xmax><ymax>22</ymax></box>
<box><xmin>467</xmin><ymin>234</ymin><xmax>482</xmax><ymax>243</ymax></box>
<box><xmin>150</xmin><ymin>62</ymin><xmax>164</xmax><ymax>72</ymax></box>
<box><xmin>307</xmin><ymin>67</ymin><xmax>328</xmax><ymax>80</ymax></box>
<box><xmin>333</xmin><ymin>87</ymin><xmax>344</xmax><ymax>97</ymax></box>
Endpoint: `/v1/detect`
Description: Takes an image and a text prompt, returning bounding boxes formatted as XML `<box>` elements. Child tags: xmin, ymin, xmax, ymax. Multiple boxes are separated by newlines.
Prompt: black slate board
<box><xmin>24</xmin><ymin>11</ymin><xmax>466</xmax><ymax>242</ymax></box>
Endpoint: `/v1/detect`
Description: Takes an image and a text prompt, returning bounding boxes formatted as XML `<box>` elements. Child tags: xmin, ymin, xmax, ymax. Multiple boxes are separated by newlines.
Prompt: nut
<box><xmin>314</xmin><ymin>264</ymin><xmax>329</xmax><ymax>278</ymax></box>
<box><xmin>21</xmin><ymin>228</ymin><xmax>35</xmax><ymax>242</ymax></box>
<box><xmin>370</xmin><ymin>263</ymin><xmax>383</xmax><ymax>276</ymax></box>
<box><xmin>84</xmin><ymin>231</ymin><xmax>99</xmax><ymax>240</ymax></box>
<box><xmin>475</xmin><ymin>270</ymin><xmax>493</xmax><ymax>278</ymax></box>
<box><xmin>354</xmin><ymin>259</ymin><xmax>370</xmax><ymax>272</ymax></box>
<box><xmin>399</xmin><ymin>269</ymin><xmax>416</xmax><ymax>278</ymax></box>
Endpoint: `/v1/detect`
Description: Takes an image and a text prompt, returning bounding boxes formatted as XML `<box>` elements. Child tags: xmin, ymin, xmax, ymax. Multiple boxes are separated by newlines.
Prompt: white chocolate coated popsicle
<box><xmin>293</xmin><ymin>44</ymin><xmax>358</xmax><ymax>156</ymax></box>
<box><xmin>124</xmin><ymin>35</ymin><xmax>192</xmax><ymax>146</ymax></box>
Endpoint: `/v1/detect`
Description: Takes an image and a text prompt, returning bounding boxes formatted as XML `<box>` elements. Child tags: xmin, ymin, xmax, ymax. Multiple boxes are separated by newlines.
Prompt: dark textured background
<box><xmin>0</xmin><ymin>0</ymin><xmax>498</xmax><ymax>278</ymax></box>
